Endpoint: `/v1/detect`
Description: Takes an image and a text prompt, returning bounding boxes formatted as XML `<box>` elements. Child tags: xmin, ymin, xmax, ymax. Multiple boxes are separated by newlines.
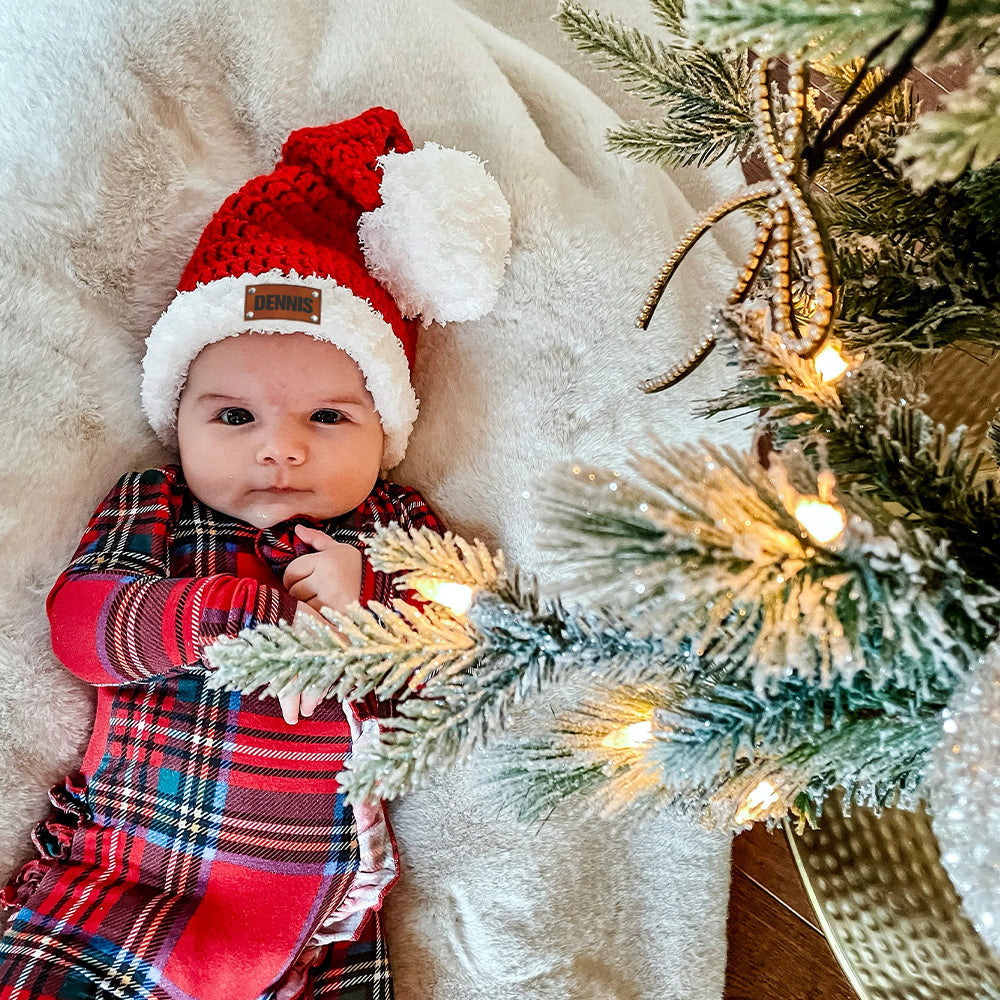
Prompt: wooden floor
<box><xmin>724</xmin><ymin>825</ymin><xmax>859</xmax><ymax>1000</ymax></box>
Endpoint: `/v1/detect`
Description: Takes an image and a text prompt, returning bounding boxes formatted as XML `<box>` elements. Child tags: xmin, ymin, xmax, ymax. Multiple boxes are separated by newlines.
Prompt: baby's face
<box><xmin>176</xmin><ymin>332</ymin><xmax>385</xmax><ymax>528</ymax></box>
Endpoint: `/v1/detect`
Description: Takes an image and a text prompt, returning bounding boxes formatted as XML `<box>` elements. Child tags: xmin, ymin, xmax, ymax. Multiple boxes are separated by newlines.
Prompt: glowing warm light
<box><xmin>602</xmin><ymin>720</ymin><xmax>654</xmax><ymax>750</ymax></box>
<box><xmin>735</xmin><ymin>779</ymin><xmax>780</xmax><ymax>825</ymax></box>
<box><xmin>794</xmin><ymin>498</ymin><xmax>847</xmax><ymax>545</ymax></box>
<box><xmin>813</xmin><ymin>343</ymin><xmax>849</xmax><ymax>382</ymax></box>
<box><xmin>411</xmin><ymin>578</ymin><xmax>474</xmax><ymax>614</ymax></box>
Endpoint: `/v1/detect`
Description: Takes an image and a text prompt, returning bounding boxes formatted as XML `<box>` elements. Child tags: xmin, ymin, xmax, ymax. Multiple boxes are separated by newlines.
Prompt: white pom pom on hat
<box><xmin>360</xmin><ymin>143</ymin><xmax>511</xmax><ymax>327</ymax></box>
<box><xmin>141</xmin><ymin>107</ymin><xmax>511</xmax><ymax>468</ymax></box>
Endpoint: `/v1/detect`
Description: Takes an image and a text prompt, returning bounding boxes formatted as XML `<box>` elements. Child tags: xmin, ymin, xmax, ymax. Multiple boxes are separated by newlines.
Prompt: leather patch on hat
<box><xmin>244</xmin><ymin>283</ymin><xmax>322</xmax><ymax>323</ymax></box>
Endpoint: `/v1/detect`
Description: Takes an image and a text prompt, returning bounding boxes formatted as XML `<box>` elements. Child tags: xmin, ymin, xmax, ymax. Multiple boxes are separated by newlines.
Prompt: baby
<box><xmin>0</xmin><ymin>107</ymin><xmax>510</xmax><ymax>1000</ymax></box>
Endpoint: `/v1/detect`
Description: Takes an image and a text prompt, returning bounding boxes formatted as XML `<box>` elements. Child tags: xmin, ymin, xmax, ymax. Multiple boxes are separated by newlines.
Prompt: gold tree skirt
<box><xmin>787</xmin><ymin>796</ymin><xmax>1000</xmax><ymax>1000</ymax></box>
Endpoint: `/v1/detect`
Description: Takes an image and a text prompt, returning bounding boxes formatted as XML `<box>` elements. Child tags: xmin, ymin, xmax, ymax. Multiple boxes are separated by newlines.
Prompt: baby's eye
<box><xmin>311</xmin><ymin>409</ymin><xmax>345</xmax><ymax>424</ymax></box>
<box><xmin>217</xmin><ymin>407</ymin><xmax>254</xmax><ymax>425</ymax></box>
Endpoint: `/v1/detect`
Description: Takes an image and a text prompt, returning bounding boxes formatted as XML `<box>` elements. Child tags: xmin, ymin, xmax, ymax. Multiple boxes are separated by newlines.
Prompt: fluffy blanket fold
<box><xmin>0</xmin><ymin>2</ymin><xmax>749</xmax><ymax>996</ymax></box>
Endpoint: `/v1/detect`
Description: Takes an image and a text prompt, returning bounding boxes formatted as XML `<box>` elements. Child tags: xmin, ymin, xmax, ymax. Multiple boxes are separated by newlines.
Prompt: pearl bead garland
<box><xmin>638</xmin><ymin>56</ymin><xmax>835</xmax><ymax>393</ymax></box>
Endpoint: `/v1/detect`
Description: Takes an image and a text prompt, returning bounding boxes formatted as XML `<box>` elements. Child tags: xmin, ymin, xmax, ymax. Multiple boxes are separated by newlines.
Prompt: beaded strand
<box><xmin>637</xmin><ymin>56</ymin><xmax>835</xmax><ymax>393</ymax></box>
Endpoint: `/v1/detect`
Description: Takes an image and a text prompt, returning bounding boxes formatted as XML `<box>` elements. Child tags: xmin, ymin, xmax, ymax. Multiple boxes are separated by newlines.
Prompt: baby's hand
<box><xmin>278</xmin><ymin>528</ymin><xmax>359</xmax><ymax>727</ymax></box>
<box><xmin>277</xmin><ymin>601</ymin><xmax>333</xmax><ymax>726</ymax></box>
<box><xmin>283</xmin><ymin>525</ymin><xmax>362</xmax><ymax>616</ymax></box>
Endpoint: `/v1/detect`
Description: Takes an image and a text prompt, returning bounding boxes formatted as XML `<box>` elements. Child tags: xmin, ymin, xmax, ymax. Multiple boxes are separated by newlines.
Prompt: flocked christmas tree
<box><xmin>207</xmin><ymin>0</ymin><xmax>1000</xmax><ymax>833</ymax></box>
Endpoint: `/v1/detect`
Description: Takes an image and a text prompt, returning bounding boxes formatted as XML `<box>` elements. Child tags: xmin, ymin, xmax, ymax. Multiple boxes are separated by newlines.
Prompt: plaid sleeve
<box><xmin>46</xmin><ymin>468</ymin><xmax>296</xmax><ymax>686</ymax></box>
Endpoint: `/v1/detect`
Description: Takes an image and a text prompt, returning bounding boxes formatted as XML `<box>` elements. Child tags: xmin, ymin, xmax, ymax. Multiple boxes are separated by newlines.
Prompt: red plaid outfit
<box><xmin>0</xmin><ymin>465</ymin><xmax>442</xmax><ymax>1000</ymax></box>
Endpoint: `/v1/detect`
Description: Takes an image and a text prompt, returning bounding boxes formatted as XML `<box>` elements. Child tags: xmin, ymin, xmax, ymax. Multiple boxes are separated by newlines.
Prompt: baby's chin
<box><xmin>213</xmin><ymin>496</ymin><xmax>352</xmax><ymax>529</ymax></box>
<box><xmin>242</xmin><ymin>506</ymin><xmax>343</xmax><ymax>529</ymax></box>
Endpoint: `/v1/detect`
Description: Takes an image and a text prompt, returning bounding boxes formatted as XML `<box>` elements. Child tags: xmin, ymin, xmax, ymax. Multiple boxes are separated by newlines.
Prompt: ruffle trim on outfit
<box><xmin>1</xmin><ymin>772</ymin><xmax>91</xmax><ymax>912</ymax></box>
<box><xmin>270</xmin><ymin>704</ymin><xmax>399</xmax><ymax>1000</ymax></box>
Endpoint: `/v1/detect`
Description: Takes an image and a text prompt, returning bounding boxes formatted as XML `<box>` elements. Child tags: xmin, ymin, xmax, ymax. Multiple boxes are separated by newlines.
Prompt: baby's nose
<box><xmin>257</xmin><ymin>423</ymin><xmax>306</xmax><ymax>464</ymax></box>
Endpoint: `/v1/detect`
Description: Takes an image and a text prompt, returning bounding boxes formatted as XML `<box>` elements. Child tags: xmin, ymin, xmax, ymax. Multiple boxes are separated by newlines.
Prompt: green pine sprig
<box><xmin>700</xmin><ymin>316</ymin><xmax>1000</xmax><ymax>590</ymax></box>
<box><xmin>896</xmin><ymin>64</ymin><xmax>1000</xmax><ymax>190</ymax></box>
<box><xmin>487</xmin><ymin>672</ymin><xmax>942</xmax><ymax>828</ymax></box>
<box><xmin>556</xmin><ymin>0</ymin><xmax>754</xmax><ymax>167</ymax></box>
<box><xmin>206</xmin><ymin>598</ymin><xmax>481</xmax><ymax>704</ymax></box>
<box><xmin>338</xmin><ymin>597</ymin><xmax>675</xmax><ymax>803</ymax></box>
<box><xmin>537</xmin><ymin>441</ymin><xmax>1000</xmax><ymax>693</ymax></box>
<box><xmin>685</xmin><ymin>0</ymin><xmax>1000</xmax><ymax>65</ymax></box>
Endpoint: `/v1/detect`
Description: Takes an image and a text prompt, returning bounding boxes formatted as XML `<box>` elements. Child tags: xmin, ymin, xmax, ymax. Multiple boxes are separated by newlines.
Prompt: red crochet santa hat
<box><xmin>141</xmin><ymin>106</ymin><xmax>511</xmax><ymax>469</ymax></box>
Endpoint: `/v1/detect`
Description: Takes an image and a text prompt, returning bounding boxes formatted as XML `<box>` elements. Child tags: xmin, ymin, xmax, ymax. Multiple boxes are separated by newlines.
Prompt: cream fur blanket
<box><xmin>0</xmin><ymin>2</ymin><xmax>750</xmax><ymax>997</ymax></box>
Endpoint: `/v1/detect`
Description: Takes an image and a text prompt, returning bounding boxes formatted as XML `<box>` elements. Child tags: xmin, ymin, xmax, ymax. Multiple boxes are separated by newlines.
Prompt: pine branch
<box><xmin>206</xmin><ymin>599</ymin><xmax>481</xmax><ymax>703</ymax></box>
<box><xmin>957</xmin><ymin>162</ymin><xmax>1000</xmax><ymax>230</ymax></box>
<box><xmin>657</xmin><ymin>674</ymin><xmax>940</xmax><ymax>825</ymax></box>
<box><xmin>844</xmin><ymin>293</ymin><xmax>1000</xmax><ymax>355</ymax></box>
<box><xmin>834</xmin><ymin>245</ymin><xmax>1000</xmax><ymax>355</ymax></box>
<box><xmin>364</xmin><ymin>524</ymin><xmax>508</xmax><ymax>594</ymax></box>
<box><xmin>339</xmin><ymin>594</ymin><xmax>678</xmax><ymax>802</ymax></box>
<box><xmin>806</xmin><ymin>380</ymin><xmax>1000</xmax><ymax>585</ymax></box>
<box><xmin>487</xmin><ymin>675</ymin><xmax>942</xmax><ymax>828</ymax></box>
<box><xmin>773</xmin><ymin>713</ymin><xmax>936</xmax><ymax>812</ymax></box>
<box><xmin>556</xmin><ymin>1</ymin><xmax>754</xmax><ymax>168</ymax></box>
<box><xmin>648</xmin><ymin>0</ymin><xmax>684</xmax><ymax>34</ymax></box>
<box><xmin>701</xmin><ymin>323</ymin><xmax>1000</xmax><ymax>588</ymax></box>
<box><xmin>664</xmin><ymin>672</ymin><xmax>946</xmax><ymax>762</ymax></box>
<box><xmin>896</xmin><ymin>65</ymin><xmax>1000</xmax><ymax>190</ymax></box>
<box><xmin>537</xmin><ymin>441</ymin><xmax>1000</xmax><ymax>692</ymax></box>
<box><xmin>485</xmin><ymin>684</ymin><xmax>686</xmax><ymax>823</ymax></box>
<box><xmin>685</xmin><ymin>0</ymin><xmax>1000</xmax><ymax>64</ymax></box>
<box><xmin>703</xmin><ymin>712</ymin><xmax>936</xmax><ymax>826</ymax></box>
<box><xmin>608</xmin><ymin>116</ymin><xmax>753</xmax><ymax>168</ymax></box>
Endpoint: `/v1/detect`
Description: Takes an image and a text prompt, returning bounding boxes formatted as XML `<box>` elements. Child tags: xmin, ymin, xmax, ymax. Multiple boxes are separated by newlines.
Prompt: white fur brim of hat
<box><xmin>141</xmin><ymin>269</ymin><xmax>418</xmax><ymax>470</ymax></box>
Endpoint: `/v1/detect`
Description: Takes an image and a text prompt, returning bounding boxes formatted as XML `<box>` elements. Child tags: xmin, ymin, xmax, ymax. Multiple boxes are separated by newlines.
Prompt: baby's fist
<box><xmin>283</xmin><ymin>526</ymin><xmax>362</xmax><ymax>615</ymax></box>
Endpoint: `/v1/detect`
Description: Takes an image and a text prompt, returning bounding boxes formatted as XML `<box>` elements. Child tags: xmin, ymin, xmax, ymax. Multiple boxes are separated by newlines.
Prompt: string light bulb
<box><xmin>793</xmin><ymin>470</ymin><xmax>846</xmax><ymax>545</ymax></box>
<box><xmin>411</xmin><ymin>578</ymin><xmax>474</xmax><ymax>614</ymax></box>
<box><xmin>602</xmin><ymin>720</ymin><xmax>653</xmax><ymax>750</ymax></box>
<box><xmin>794</xmin><ymin>498</ymin><xmax>847</xmax><ymax>544</ymax></box>
<box><xmin>813</xmin><ymin>343</ymin><xmax>849</xmax><ymax>382</ymax></box>
<box><xmin>734</xmin><ymin>779</ymin><xmax>780</xmax><ymax>825</ymax></box>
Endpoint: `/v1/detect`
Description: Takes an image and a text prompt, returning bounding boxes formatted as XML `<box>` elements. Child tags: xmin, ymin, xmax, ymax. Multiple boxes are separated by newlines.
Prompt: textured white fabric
<box><xmin>0</xmin><ymin>2</ymin><xmax>750</xmax><ymax>997</ymax></box>
<box><xmin>141</xmin><ymin>269</ymin><xmax>419</xmax><ymax>468</ymax></box>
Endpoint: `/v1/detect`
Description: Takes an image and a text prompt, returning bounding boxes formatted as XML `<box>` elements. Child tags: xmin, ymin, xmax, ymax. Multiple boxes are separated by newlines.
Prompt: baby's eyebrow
<box><xmin>317</xmin><ymin>395</ymin><xmax>371</xmax><ymax>407</ymax></box>
<box><xmin>194</xmin><ymin>393</ymin><xmax>245</xmax><ymax>404</ymax></box>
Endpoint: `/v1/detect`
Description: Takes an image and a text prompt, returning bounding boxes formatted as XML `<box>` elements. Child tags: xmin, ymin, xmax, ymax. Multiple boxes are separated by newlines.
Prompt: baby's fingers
<box><xmin>283</xmin><ymin>555</ymin><xmax>316</xmax><ymax>589</ymax></box>
<box><xmin>277</xmin><ymin>685</ymin><xmax>301</xmax><ymax>726</ymax></box>
<box><xmin>295</xmin><ymin>524</ymin><xmax>338</xmax><ymax>550</ymax></box>
<box><xmin>299</xmin><ymin>686</ymin><xmax>328</xmax><ymax>718</ymax></box>
<box><xmin>286</xmin><ymin>578</ymin><xmax>320</xmax><ymax>605</ymax></box>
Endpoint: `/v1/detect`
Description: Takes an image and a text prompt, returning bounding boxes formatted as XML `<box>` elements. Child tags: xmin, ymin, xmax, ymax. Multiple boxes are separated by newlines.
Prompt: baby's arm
<box><xmin>47</xmin><ymin>468</ymin><xmax>297</xmax><ymax>686</ymax></box>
